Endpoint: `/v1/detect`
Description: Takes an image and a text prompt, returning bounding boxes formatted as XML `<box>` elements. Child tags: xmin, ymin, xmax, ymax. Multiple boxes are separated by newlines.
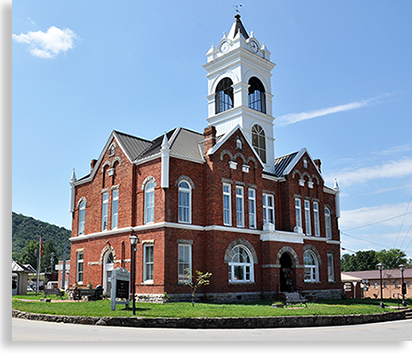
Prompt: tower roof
<box><xmin>228</xmin><ymin>14</ymin><xmax>249</xmax><ymax>39</ymax></box>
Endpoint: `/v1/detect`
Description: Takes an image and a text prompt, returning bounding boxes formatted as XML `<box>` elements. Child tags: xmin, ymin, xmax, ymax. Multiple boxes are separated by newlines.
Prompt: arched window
<box><xmin>78</xmin><ymin>199</ymin><xmax>86</xmax><ymax>235</ymax></box>
<box><xmin>325</xmin><ymin>207</ymin><xmax>332</xmax><ymax>239</ymax></box>
<box><xmin>103</xmin><ymin>251</ymin><xmax>114</xmax><ymax>295</ymax></box>
<box><xmin>303</xmin><ymin>250</ymin><xmax>319</xmax><ymax>282</ymax></box>
<box><xmin>178</xmin><ymin>181</ymin><xmax>191</xmax><ymax>223</ymax></box>
<box><xmin>215</xmin><ymin>78</ymin><xmax>233</xmax><ymax>114</ymax></box>
<box><xmin>248</xmin><ymin>77</ymin><xmax>266</xmax><ymax>113</ymax></box>
<box><xmin>228</xmin><ymin>245</ymin><xmax>254</xmax><ymax>283</ymax></box>
<box><xmin>251</xmin><ymin>124</ymin><xmax>266</xmax><ymax>163</ymax></box>
<box><xmin>144</xmin><ymin>181</ymin><xmax>155</xmax><ymax>224</ymax></box>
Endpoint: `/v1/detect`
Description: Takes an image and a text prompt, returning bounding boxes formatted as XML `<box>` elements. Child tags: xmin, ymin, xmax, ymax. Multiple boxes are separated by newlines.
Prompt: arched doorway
<box><xmin>103</xmin><ymin>251</ymin><xmax>114</xmax><ymax>296</ymax></box>
<box><xmin>280</xmin><ymin>252</ymin><xmax>294</xmax><ymax>292</ymax></box>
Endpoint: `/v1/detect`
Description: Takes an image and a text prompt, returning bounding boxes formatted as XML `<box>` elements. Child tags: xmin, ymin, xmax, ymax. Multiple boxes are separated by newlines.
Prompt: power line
<box><xmin>342</xmin><ymin>211</ymin><xmax>412</xmax><ymax>232</ymax></box>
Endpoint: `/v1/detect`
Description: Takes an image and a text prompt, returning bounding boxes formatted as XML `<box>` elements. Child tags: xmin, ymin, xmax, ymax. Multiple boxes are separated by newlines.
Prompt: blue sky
<box><xmin>12</xmin><ymin>1</ymin><xmax>412</xmax><ymax>260</ymax></box>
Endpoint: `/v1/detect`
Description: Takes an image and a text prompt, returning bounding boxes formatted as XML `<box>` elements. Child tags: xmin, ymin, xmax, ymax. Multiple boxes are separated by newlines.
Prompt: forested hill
<box><xmin>12</xmin><ymin>212</ymin><xmax>71</xmax><ymax>264</ymax></box>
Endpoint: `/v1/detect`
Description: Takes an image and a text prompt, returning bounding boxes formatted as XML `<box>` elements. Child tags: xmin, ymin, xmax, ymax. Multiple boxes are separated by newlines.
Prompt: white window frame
<box><xmin>248</xmin><ymin>188</ymin><xmax>256</xmax><ymax>229</ymax></box>
<box><xmin>111</xmin><ymin>189</ymin><xmax>119</xmax><ymax>229</ymax></box>
<box><xmin>313</xmin><ymin>202</ymin><xmax>320</xmax><ymax>236</ymax></box>
<box><xmin>263</xmin><ymin>193</ymin><xmax>274</xmax><ymax>225</ymax></box>
<box><xmin>78</xmin><ymin>200</ymin><xmax>86</xmax><ymax>235</ymax></box>
<box><xmin>223</xmin><ymin>183</ymin><xmax>232</xmax><ymax>226</ymax></box>
<box><xmin>228</xmin><ymin>245</ymin><xmax>254</xmax><ymax>283</ymax></box>
<box><xmin>304</xmin><ymin>200</ymin><xmax>311</xmax><ymax>236</ymax></box>
<box><xmin>178</xmin><ymin>244</ymin><xmax>192</xmax><ymax>283</ymax></box>
<box><xmin>143</xmin><ymin>244</ymin><xmax>154</xmax><ymax>284</ymax></box>
<box><xmin>144</xmin><ymin>181</ymin><xmax>155</xmax><ymax>224</ymax></box>
<box><xmin>327</xmin><ymin>253</ymin><xmax>334</xmax><ymax>282</ymax></box>
<box><xmin>325</xmin><ymin>207</ymin><xmax>332</xmax><ymax>239</ymax></box>
<box><xmin>295</xmin><ymin>198</ymin><xmax>302</xmax><ymax>229</ymax></box>
<box><xmin>304</xmin><ymin>250</ymin><xmax>319</xmax><ymax>282</ymax></box>
<box><xmin>236</xmin><ymin>186</ymin><xmax>244</xmax><ymax>227</ymax></box>
<box><xmin>76</xmin><ymin>251</ymin><xmax>84</xmax><ymax>284</ymax></box>
<box><xmin>178</xmin><ymin>181</ymin><xmax>191</xmax><ymax>224</ymax></box>
<box><xmin>101</xmin><ymin>192</ymin><xmax>109</xmax><ymax>231</ymax></box>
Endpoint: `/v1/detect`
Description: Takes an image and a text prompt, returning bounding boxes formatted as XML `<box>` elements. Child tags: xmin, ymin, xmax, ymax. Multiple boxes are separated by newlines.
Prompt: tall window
<box><xmin>248</xmin><ymin>189</ymin><xmax>256</xmax><ymax>229</ymax></box>
<box><xmin>178</xmin><ymin>181</ymin><xmax>191</xmax><ymax>223</ymax></box>
<box><xmin>263</xmin><ymin>193</ymin><xmax>274</xmax><ymax>225</ymax></box>
<box><xmin>304</xmin><ymin>200</ymin><xmax>311</xmax><ymax>235</ymax></box>
<box><xmin>236</xmin><ymin>186</ymin><xmax>244</xmax><ymax>227</ymax></box>
<box><xmin>215</xmin><ymin>78</ymin><xmax>233</xmax><ymax>114</ymax></box>
<box><xmin>101</xmin><ymin>192</ymin><xmax>109</xmax><ymax>231</ymax></box>
<box><xmin>295</xmin><ymin>198</ymin><xmax>302</xmax><ymax>230</ymax></box>
<box><xmin>78</xmin><ymin>200</ymin><xmax>86</xmax><ymax>235</ymax></box>
<box><xmin>313</xmin><ymin>202</ymin><xmax>320</xmax><ymax>236</ymax></box>
<box><xmin>111</xmin><ymin>189</ymin><xmax>119</xmax><ymax>229</ymax></box>
<box><xmin>143</xmin><ymin>244</ymin><xmax>154</xmax><ymax>283</ymax></box>
<box><xmin>251</xmin><ymin>125</ymin><xmax>266</xmax><ymax>163</ymax></box>
<box><xmin>76</xmin><ymin>251</ymin><xmax>84</xmax><ymax>284</ymax></box>
<box><xmin>178</xmin><ymin>244</ymin><xmax>192</xmax><ymax>282</ymax></box>
<box><xmin>327</xmin><ymin>253</ymin><xmax>334</xmax><ymax>282</ymax></box>
<box><xmin>304</xmin><ymin>250</ymin><xmax>319</xmax><ymax>282</ymax></box>
<box><xmin>248</xmin><ymin>77</ymin><xmax>266</xmax><ymax>113</ymax></box>
<box><xmin>144</xmin><ymin>181</ymin><xmax>155</xmax><ymax>224</ymax></box>
<box><xmin>228</xmin><ymin>245</ymin><xmax>254</xmax><ymax>283</ymax></box>
<box><xmin>223</xmin><ymin>183</ymin><xmax>232</xmax><ymax>226</ymax></box>
<box><xmin>325</xmin><ymin>207</ymin><xmax>332</xmax><ymax>239</ymax></box>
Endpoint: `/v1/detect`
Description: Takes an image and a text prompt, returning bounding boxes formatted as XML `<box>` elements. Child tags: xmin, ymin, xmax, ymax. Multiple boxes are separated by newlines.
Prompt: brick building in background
<box><xmin>69</xmin><ymin>15</ymin><xmax>342</xmax><ymax>302</ymax></box>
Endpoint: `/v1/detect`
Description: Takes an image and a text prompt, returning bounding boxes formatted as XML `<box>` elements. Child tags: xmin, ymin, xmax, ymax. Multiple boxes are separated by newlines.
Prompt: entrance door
<box><xmin>280</xmin><ymin>253</ymin><xmax>293</xmax><ymax>292</ymax></box>
<box><xmin>103</xmin><ymin>252</ymin><xmax>114</xmax><ymax>296</ymax></box>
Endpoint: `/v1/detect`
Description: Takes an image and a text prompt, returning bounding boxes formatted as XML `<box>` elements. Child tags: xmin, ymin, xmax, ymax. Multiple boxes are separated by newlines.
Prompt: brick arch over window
<box><xmin>303</xmin><ymin>244</ymin><xmax>322</xmax><ymax>265</ymax></box>
<box><xmin>101</xmin><ymin>160</ymin><xmax>111</xmax><ymax>172</ymax></box>
<box><xmin>292</xmin><ymin>169</ymin><xmax>302</xmax><ymax>179</ymax></box>
<box><xmin>175</xmin><ymin>175</ymin><xmax>195</xmax><ymax>189</ymax></box>
<box><xmin>77</xmin><ymin>197</ymin><xmax>87</xmax><ymax>208</ymax></box>
<box><xmin>276</xmin><ymin>246</ymin><xmax>299</xmax><ymax>267</ymax></box>
<box><xmin>141</xmin><ymin>176</ymin><xmax>157</xmax><ymax>190</ymax></box>
<box><xmin>220</xmin><ymin>150</ymin><xmax>234</xmax><ymax>161</ymax></box>
<box><xmin>112</xmin><ymin>156</ymin><xmax>122</xmax><ymax>166</ymax></box>
<box><xmin>99</xmin><ymin>245</ymin><xmax>117</xmax><ymax>263</ymax></box>
<box><xmin>224</xmin><ymin>238</ymin><xmax>258</xmax><ymax>264</ymax></box>
<box><xmin>233</xmin><ymin>152</ymin><xmax>247</xmax><ymax>165</ymax></box>
<box><xmin>311</xmin><ymin>175</ymin><xmax>320</xmax><ymax>185</ymax></box>
<box><xmin>246</xmin><ymin>156</ymin><xmax>258</xmax><ymax>169</ymax></box>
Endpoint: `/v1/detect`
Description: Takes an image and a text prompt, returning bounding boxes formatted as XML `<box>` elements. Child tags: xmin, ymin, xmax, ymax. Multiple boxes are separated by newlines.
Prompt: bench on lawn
<box><xmin>74</xmin><ymin>286</ymin><xmax>103</xmax><ymax>301</ymax></box>
<box><xmin>285</xmin><ymin>292</ymin><xmax>308</xmax><ymax>307</ymax></box>
<box><xmin>44</xmin><ymin>288</ymin><xmax>63</xmax><ymax>298</ymax></box>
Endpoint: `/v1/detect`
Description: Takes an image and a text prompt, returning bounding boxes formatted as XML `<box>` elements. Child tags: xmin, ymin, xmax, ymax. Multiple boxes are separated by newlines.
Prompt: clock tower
<box><xmin>203</xmin><ymin>14</ymin><xmax>276</xmax><ymax>172</ymax></box>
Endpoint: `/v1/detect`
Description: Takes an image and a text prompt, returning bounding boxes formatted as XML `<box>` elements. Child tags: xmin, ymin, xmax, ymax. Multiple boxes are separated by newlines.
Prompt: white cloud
<box><xmin>276</xmin><ymin>94</ymin><xmax>394</xmax><ymax>127</ymax></box>
<box><xmin>330</xmin><ymin>157</ymin><xmax>412</xmax><ymax>188</ymax></box>
<box><xmin>13</xmin><ymin>26</ymin><xmax>77</xmax><ymax>59</ymax></box>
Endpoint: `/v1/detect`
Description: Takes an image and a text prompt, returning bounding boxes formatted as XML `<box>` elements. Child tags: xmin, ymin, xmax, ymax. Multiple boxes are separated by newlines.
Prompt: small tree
<box><xmin>184</xmin><ymin>269</ymin><xmax>212</xmax><ymax>307</ymax></box>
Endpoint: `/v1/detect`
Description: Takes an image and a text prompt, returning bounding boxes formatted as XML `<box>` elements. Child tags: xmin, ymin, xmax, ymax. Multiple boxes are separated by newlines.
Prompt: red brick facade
<box><xmin>69</xmin><ymin>126</ymin><xmax>342</xmax><ymax>302</ymax></box>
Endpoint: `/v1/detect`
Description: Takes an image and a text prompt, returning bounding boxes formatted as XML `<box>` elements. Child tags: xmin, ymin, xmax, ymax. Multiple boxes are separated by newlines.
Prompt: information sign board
<box><xmin>111</xmin><ymin>267</ymin><xmax>130</xmax><ymax>311</ymax></box>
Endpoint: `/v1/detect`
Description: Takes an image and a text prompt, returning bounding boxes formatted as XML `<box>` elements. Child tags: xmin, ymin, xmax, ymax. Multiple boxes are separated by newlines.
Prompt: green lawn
<box><xmin>12</xmin><ymin>295</ymin><xmax>408</xmax><ymax>318</ymax></box>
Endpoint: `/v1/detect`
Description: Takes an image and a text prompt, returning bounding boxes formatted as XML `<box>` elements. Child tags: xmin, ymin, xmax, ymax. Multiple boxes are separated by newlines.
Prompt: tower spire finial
<box><xmin>233</xmin><ymin>4</ymin><xmax>242</xmax><ymax>16</ymax></box>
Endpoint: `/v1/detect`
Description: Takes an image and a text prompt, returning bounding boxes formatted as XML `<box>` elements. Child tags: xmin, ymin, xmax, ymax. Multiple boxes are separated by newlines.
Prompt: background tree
<box><xmin>376</xmin><ymin>249</ymin><xmax>408</xmax><ymax>269</ymax></box>
<box><xmin>341</xmin><ymin>248</ymin><xmax>409</xmax><ymax>271</ymax></box>
<box><xmin>20</xmin><ymin>239</ymin><xmax>40</xmax><ymax>269</ymax></box>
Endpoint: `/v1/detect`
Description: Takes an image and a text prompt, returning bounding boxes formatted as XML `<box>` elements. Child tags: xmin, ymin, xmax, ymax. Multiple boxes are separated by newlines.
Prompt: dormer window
<box><xmin>109</xmin><ymin>145</ymin><xmax>115</xmax><ymax>156</ymax></box>
<box><xmin>248</xmin><ymin>77</ymin><xmax>266</xmax><ymax>114</ymax></box>
<box><xmin>236</xmin><ymin>138</ymin><xmax>242</xmax><ymax>149</ymax></box>
<box><xmin>215</xmin><ymin>78</ymin><xmax>234</xmax><ymax>114</ymax></box>
<box><xmin>303</xmin><ymin>159</ymin><xmax>308</xmax><ymax>169</ymax></box>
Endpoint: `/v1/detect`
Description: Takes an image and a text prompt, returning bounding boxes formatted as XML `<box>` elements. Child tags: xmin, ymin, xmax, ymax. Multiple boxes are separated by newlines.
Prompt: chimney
<box><xmin>203</xmin><ymin>126</ymin><xmax>216</xmax><ymax>154</ymax></box>
<box><xmin>314</xmin><ymin>159</ymin><xmax>322</xmax><ymax>173</ymax></box>
<box><xmin>90</xmin><ymin>159</ymin><xmax>97</xmax><ymax>172</ymax></box>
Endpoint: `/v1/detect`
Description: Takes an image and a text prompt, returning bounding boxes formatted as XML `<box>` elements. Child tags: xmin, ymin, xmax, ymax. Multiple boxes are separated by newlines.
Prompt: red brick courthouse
<box><xmin>69</xmin><ymin>15</ymin><xmax>342</xmax><ymax>302</ymax></box>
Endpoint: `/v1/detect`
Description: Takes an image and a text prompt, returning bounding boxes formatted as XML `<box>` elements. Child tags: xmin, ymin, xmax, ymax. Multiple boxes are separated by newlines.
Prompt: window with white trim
<box><xmin>251</xmin><ymin>124</ymin><xmax>266</xmax><ymax>163</ymax></box>
<box><xmin>228</xmin><ymin>245</ymin><xmax>254</xmax><ymax>283</ymax></box>
<box><xmin>178</xmin><ymin>244</ymin><xmax>192</xmax><ymax>282</ymax></box>
<box><xmin>313</xmin><ymin>202</ymin><xmax>320</xmax><ymax>236</ymax></box>
<box><xmin>325</xmin><ymin>207</ymin><xmax>332</xmax><ymax>239</ymax></box>
<box><xmin>101</xmin><ymin>192</ymin><xmax>109</xmax><ymax>231</ymax></box>
<box><xmin>304</xmin><ymin>200</ymin><xmax>311</xmax><ymax>235</ymax></box>
<box><xmin>78</xmin><ymin>200</ymin><xmax>86</xmax><ymax>235</ymax></box>
<box><xmin>223</xmin><ymin>183</ymin><xmax>232</xmax><ymax>226</ymax></box>
<box><xmin>144</xmin><ymin>181</ymin><xmax>155</xmax><ymax>224</ymax></box>
<box><xmin>76</xmin><ymin>251</ymin><xmax>84</xmax><ymax>284</ymax></box>
<box><xmin>143</xmin><ymin>244</ymin><xmax>154</xmax><ymax>283</ymax></box>
<box><xmin>236</xmin><ymin>186</ymin><xmax>244</xmax><ymax>227</ymax></box>
<box><xmin>327</xmin><ymin>253</ymin><xmax>334</xmax><ymax>282</ymax></box>
<box><xmin>111</xmin><ymin>189</ymin><xmax>119</xmax><ymax>229</ymax></box>
<box><xmin>263</xmin><ymin>193</ymin><xmax>274</xmax><ymax>225</ymax></box>
<box><xmin>248</xmin><ymin>189</ymin><xmax>256</xmax><ymax>229</ymax></box>
<box><xmin>295</xmin><ymin>198</ymin><xmax>302</xmax><ymax>229</ymax></box>
<box><xmin>178</xmin><ymin>181</ymin><xmax>191</xmax><ymax>223</ymax></box>
<box><xmin>304</xmin><ymin>250</ymin><xmax>319</xmax><ymax>282</ymax></box>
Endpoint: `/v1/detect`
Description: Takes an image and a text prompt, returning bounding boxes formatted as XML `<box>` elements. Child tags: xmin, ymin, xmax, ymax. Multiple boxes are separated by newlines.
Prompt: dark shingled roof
<box><xmin>229</xmin><ymin>14</ymin><xmax>249</xmax><ymax>39</ymax></box>
<box><xmin>273</xmin><ymin>151</ymin><xmax>298</xmax><ymax>177</ymax></box>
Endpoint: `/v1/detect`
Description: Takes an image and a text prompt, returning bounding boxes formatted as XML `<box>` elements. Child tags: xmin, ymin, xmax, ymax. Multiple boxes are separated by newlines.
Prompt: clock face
<box><xmin>220</xmin><ymin>40</ymin><xmax>229</xmax><ymax>53</ymax></box>
<box><xmin>249</xmin><ymin>40</ymin><xmax>259</xmax><ymax>53</ymax></box>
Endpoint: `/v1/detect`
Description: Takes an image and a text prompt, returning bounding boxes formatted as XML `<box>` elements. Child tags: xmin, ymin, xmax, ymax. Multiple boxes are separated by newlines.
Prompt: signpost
<box><xmin>111</xmin><ymin>267</ymin><xmax>130</xmax><ymax>311</ymax></box>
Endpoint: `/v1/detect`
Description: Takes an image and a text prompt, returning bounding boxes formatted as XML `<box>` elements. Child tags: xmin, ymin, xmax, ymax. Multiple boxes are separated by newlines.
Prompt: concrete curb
<box><xmin>12</xmin><ymin>309</ymin><xmax>411</xmax><ymax>329</ymax></box>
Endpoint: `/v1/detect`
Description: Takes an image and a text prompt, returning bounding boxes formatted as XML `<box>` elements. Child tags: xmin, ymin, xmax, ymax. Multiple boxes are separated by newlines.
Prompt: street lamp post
<box><xmin>399</xmin><ymin>264</ymin><xmax>406</xmax><ymax>307</ymax></box>
<box><xmin>377</xmin><ymin>262</ymin><xmax>384</xmax><ymax>308</ymax></box>
<box><xmin>129</xmin><ymin>235</ymin><xmax>139</xmax><ymax>315</ymax></box>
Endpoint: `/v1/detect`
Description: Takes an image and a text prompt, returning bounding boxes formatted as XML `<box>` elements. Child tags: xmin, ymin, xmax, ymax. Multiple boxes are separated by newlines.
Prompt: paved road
<box><xmin>12</xmin><ymin>317</ymin><xmax>412</xmax><ymax>341</ymax></box>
